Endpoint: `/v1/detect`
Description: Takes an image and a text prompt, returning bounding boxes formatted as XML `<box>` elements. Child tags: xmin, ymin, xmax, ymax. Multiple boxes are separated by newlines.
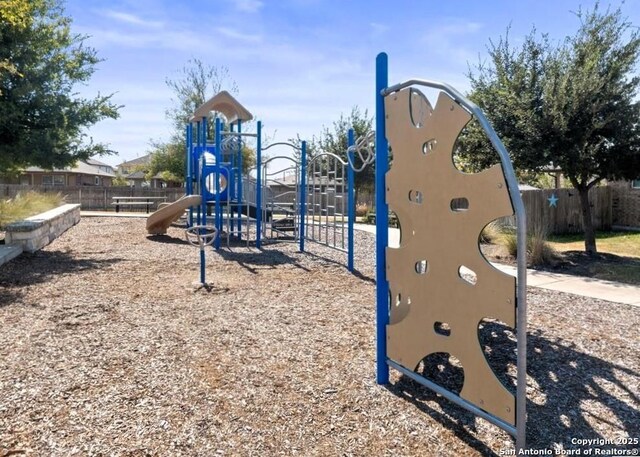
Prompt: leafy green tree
<box><xmin>151</xmin><ymin>59</ymin><xmax>255</xmax><ymax>180</ymax></box>
<box><xmin>462</xmin><ymin>4</ymin><xmax>640</xmax><ymax>255</ymax></box>
<box><xmin>0</xmin><ymin>0</ymin><xmax>31</xmax><ymax>83</ymax></box>
<box><xmin>112</xmin><ymin>174</ymin><xmax>130</xmax><ymax>187</ymax></box>
<box><xmin>311</xmin><ymin>107</ymin><xmax>375</xmax><ymax>198</ymax></box>
<box><xmin>0</xmin><ymin>0</ymin><xmax>120</xmax><ymax>171</ymax></box>
<box><xmin>146</xmin><ymin>141</ymin><xmax>184</xmax><ymax>183</ymax></box>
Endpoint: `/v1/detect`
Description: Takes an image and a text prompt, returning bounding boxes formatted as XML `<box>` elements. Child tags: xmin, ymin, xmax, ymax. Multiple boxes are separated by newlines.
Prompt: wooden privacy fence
<box><xmin>1</xmin><ymin>184</ymin><xmax>615</xmax><ymax>233</ymax></box>
<box><xmin>1</xmin><ymin>185</ymin><xmax>185</xmax><ymax>211</ymax></box>
<box><xmin>359</xmin><ymin>186</ymin><xmax>613</xmax><ymax>235</ymax></box>
<box><xmin>518</xmin><ymin>187</ymin><xmax>611</xmax><ymax>234</ymax></box>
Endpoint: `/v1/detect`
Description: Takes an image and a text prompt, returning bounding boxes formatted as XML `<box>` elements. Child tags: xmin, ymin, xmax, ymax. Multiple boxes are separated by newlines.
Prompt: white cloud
<box><xmin>79</xmin><ymin>26</ymin><xmax>200</xmax><ymax>51</ymax></box>
<box><xmin>215</xmin><ymin>26</ymin><xmax>263</xmax><ymax>43</ymax></box>
<box><xmin>370</xmin><ymin>22</ymin><xmax>389</xmax><ymax>35</ymax></box>
<box><xmin>421</xmin><ymin>20</ymin><xmax>484</xmax><ymax>63</ymax></box>
<box><xmin>230</xmin><ymin>0</ymin><xmax>264</xmax><ymax>13</ymax></box>
<box><xmin>101</xmin><ymin>10</ymin><xmax>164</xmax><ymax>28</ymax></box>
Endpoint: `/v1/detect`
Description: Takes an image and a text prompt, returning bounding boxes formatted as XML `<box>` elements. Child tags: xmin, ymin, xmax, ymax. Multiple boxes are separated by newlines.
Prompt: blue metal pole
<box><xmin>229</xmin><ymin>123</ymin><xmax>235</xmax><ymax>238</ymax></box>
<box><xmin>200</xmin><ymin>116</ymin><xmax>207</xmax><ymax>285</ymax></box>
<box><xmin>215</xmin><ymin>117</ymin><xmax>222</xmax><ymax>250</ymax></box>
<box><xmin>196</xmin><ymin>121</ymin><xmax>202</xmax><ymax>226</ymax></box>
<box><xmin>186</xmin><ymin>123</ymin><xmax>194</xmax><ymax>227</ymax></box>
<box><xmin>347</xmin><ymin>128</ymin><xmax>355</xmax><ymax>272</ymax></box>
<box><xmin>256</xmin><ymin>121</ymin><xmax>262</xmax><ymax>249</ymax></box>
<box><xmin>201</xmin><ymin>116</ymin><xmax>208</xmax><ymax>230</ymax></box>
<box><xmin>375</xmin><ymin>52</ymin><xmax>389</xmax><ymax>385</ymax></box>
<box><xmin>237</xmin><ymin>120</ymin><xmax>243</xmax><ymax>240</ymax></box>
<box><xmin>299</xmin><ymin>140</ymin><xmax>307</xmax><ymax>252</ymax></box>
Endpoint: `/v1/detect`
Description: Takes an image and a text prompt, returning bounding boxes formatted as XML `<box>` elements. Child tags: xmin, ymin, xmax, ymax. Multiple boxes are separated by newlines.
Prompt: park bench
<box><xmin>112</xmin><ymin>196</ymin><xmax>167</xmax><ymax>213</ymax></box>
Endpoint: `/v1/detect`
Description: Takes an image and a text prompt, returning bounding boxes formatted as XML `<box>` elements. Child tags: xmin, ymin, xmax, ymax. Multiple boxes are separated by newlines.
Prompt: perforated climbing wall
<box><xmin>385</xmin><ymin>88</ymin><xmax>517</xmax><ymax>425</ymax></box>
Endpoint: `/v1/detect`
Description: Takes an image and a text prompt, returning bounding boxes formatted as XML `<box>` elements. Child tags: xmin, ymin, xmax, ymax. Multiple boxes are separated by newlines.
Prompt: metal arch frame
<box><xmin>262</xmin><ymin>141</ymin><xmax>302</xmax><ymax>151</ymax></box>
<box><xmin>375</xmin><ymin>53</ymin><xmax>527</xmax><ymax>451</ymax></box>
<box><xmin>260</xmin><ymin>154</ymin><xmax>302</xmax><ymax>244</ymax></box>
<box><xmin>304</xmin><ymin>150</ymin><xmax>351</xmax><ymax>258</ymax></box>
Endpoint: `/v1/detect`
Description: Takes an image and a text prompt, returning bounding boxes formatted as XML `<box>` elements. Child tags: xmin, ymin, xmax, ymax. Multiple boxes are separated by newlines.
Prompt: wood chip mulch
<box><xmin>0</xmin><ymin>217</ymin><xmax>638</xmax><ymax>456</ymax></box>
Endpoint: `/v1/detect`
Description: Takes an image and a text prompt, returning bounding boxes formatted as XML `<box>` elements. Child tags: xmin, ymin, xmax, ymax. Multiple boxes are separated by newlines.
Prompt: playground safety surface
<box><xmin>0</xmin><ymin>217</ymin><xmax>638</xmax><ymax>456</ymax></box>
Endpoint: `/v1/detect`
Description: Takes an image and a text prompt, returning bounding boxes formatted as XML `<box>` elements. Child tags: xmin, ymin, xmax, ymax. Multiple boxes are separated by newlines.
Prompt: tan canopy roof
<box><xmin>190</xmin><ymin>90</ymin><xmax>253</xmax><ymax>124</ymax></box>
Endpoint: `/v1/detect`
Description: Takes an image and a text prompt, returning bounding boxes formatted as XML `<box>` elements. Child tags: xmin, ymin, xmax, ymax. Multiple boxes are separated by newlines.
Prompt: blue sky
<box><xmin>64</xmin><ymin>0</ymin><xmax>640</xmax><ymax>167</ymax></box>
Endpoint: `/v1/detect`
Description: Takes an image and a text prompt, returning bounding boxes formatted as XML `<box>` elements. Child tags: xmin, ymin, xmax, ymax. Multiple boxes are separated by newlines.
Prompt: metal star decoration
<box><xmin>548</xmin><ymin>193</ymin><xmax>559</xmax><ymax>207</ymax></box>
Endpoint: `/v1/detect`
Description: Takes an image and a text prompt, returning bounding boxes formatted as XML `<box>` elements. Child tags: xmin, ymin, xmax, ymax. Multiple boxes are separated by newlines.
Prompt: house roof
<box><xmin>126</xmin><ymin>171</ymin><xmax>146</xmax><ymax>179</ymax></box>
<box><xmin>25</xmin><ymin>161</ymin><xmax>116</xmax><ymax>178</ymax></box>
<box><xmin>518</xmin><ymin>184</ymin><xmax>539</xmax><ymax>191</ymax></box>
<box><xmin>86</xmin><ymin>157</ymin><xmax>113</xmax><ymax>168</ymax></box>
<box><xmin>190</xmin><ymin>91</ymin><xmax>253</xmax><ymax>124</ymax></box>
<box><xmin>118</xmin><ymin>154</ymin><xmax>153</xmax><ymax>169</ymax></box>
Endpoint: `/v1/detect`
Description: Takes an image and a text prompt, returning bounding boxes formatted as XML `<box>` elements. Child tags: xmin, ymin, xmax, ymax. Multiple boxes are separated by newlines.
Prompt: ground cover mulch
<box><xmin>0</xmin><ymin>218</ymin><xmax>638</xmax><ymax>456</ymax></box>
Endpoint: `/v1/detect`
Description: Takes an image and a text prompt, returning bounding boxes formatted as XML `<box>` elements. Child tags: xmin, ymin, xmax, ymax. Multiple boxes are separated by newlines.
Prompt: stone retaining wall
<box><xmin>5</xmin><ymin>204</ymin><xmax>81</xmax><ymax>253</ymax></box>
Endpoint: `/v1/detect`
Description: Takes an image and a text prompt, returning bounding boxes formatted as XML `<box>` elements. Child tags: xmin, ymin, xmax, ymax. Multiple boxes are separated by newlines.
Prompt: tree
<box><xmin>147</xmin><ymin>141</ymin><xmax>184</xmax><ymax>183</ymax></box>
<box><xmin>112</xmin><ymin>174</ymin><xmax>130</xmax><ymax>187</ymax></box>
<box><xmin>150</xmin><ymin>59</ymin><xmax>255</xmax><ymax>180</ymax></box>
<box><xmin>312</xmin><ymin>107</ymin><xmax>375</xmax><ymax>198</ymax></box>
<box><xmin>462</xmin><ymin>4</ymin><xmax>640</xmax><ymax>255</ymax></box>
<box><xmin>0</xmin><ymin>0</ymin><xmax>120</xmax><ymax>171</ymax></box>
<box><xmin>165</xmin><ymin>59</ymin><xmax>238</xmax><ymax>143</ymax></box>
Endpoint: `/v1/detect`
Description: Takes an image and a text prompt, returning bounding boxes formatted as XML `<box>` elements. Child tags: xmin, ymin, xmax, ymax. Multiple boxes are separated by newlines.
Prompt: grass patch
<box><xmin>548</xmin><ymin>231</ymin><xmax>640</xmax><ymax>258</ymax></box>
<box><xmin>0</xmin><ymin>191</ymin><xmax>65</xmax><ymax>229</ymax></box>
<box><xmin>588</xmin><ymin>261</ymin><xmax>640</xmax><ymax>284</ymax></box>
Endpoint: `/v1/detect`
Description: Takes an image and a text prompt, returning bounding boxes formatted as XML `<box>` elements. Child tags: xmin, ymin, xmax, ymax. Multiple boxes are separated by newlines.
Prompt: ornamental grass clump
<box><xmin>0</xmin><ymin>191</ymin><xmax>64</xmax><ymax>229</ymax></box>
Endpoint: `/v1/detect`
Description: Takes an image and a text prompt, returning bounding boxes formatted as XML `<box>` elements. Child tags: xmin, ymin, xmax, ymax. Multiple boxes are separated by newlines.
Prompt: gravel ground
<box><xmin>0</xmin><ymin>217</ymin><xmax>638</xmax><ymax>456</ymax></box>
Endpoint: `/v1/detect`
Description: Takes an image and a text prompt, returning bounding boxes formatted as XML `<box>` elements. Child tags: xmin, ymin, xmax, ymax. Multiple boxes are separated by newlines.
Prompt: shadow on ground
<box><xmin>215</xmin><ymin>246</ymin><xmax>311</xmax><ymax>274</ymax></box>
<box><xmin>386</xmin><ymin>322</ymin><xmax>639</xmax><ymax>454</ymax></box>
<box><xmin>146</xmin><ymin>234</ymin><xmax>190</xmax><ymax>245</ymax></box>
<box><xmin>0</xmin><ymin>250</ymin><xmax>124</xmax><ymax>307</ymax></box>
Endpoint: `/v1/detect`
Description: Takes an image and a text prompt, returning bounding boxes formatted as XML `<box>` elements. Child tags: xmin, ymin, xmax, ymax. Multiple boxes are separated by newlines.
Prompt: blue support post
<box><xmin>186</xmin><ymin>123</ymin><xmax>194</xmax><ymax>227</ymax></box>
<box><xmin>347</xmin><ymin>129</ymin><xmax>355</xmax><ymax>272</ymax></box>
<box><xmin>229</xmin><ymin>123</ymin><xmax>236</xmax><ymax>238</ymax></box>
<box><xmin>201</xmin><ymin>116</ymin><xmax>208</xmax><ymax>231</ymax></box>
<box><xmin>375</xmin><ymin>52</ymin><xmax>390</xmax><ymax>385</ymax></box>
<box><xmin>237</xmin><ymin>120</ymin><xmax>243</xmax><ymax>240</ymax></box>
<box><xmin>196</xmin><ymin>121</ymin><xmax>202</xmax><ymax>226</ymax></box>
<box><xmin>299</xmin><ymin>140</ymin><xmax>307</xmax><ymax>252</ymax></box>
<box><xmin>198</xmin><ymin>117</ymin><xmax>208</xmax><ymax>285</ymax></box>
<box><xmin>256</xmin><ymin>121</ymin><xmax>262</xmax><ymax>249</ymax></box>
<box><xmin>214</xmin><ymin>117</ymin><xmax>222</xmax><ymax>250</ymax></box>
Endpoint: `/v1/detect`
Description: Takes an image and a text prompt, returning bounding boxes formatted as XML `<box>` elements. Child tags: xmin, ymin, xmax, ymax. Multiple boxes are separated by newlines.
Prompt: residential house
<box><xmin>116</xmin><ymin>155</ymin><xmax>153</xmax><ymax>188</ymax></box>
<box><xmin>124</xmin><ymin>170</ymin><xmax>147</xmax><ymax>188</ymax></box>
<box><xmin>85</xmin><ymin>158</ymin><xmax>116</xmax><ymax>175</ymax></box>
<box><xmin>15</xmin><ymin>160</ymin><xmax>116</xmax><ymax>186</ymax></box>
<box><xmin>116</xmin><ymin>154</ymin><xmax>153</xmax><ymax>176</ymax></box>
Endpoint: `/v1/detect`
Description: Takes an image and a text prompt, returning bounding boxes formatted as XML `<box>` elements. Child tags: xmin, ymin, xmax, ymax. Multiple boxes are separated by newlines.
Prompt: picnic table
<box><xmin>112</xmin><ymin>196</ymin><xmax>167</xmax><ymax>213</ymax></box>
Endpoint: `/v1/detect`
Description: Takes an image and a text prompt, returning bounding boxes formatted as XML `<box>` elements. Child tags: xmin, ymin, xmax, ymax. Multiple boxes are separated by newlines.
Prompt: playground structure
<box><xmin>145</xmin><ymin>55</ymin><xmax>527</xmax><ymax>452</ymax></box>
<box><xmin>374</xmin><ymin>52</ymin><xmax>527</xmax><ymax>450</ymax></box>
<box><xmin>149</xmin><ymin>91</ymin><xmax>374</xmax><ymax>282</ymax></box>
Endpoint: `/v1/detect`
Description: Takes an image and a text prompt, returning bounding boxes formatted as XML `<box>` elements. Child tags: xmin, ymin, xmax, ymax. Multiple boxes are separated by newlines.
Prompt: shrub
<box><xmin>479</xmin><ymin>221</ymin><xmax>504</xmax><ymax>244</ymax></box>
<box><xmin>0</xmin><ymin>191</ymin><xmax>65</xmax><ymax>229</ymax></box>
<box><xmin>502</xmin><ymin>223</ymin><xmax>557</xmax><ymax>266</ymax></box>
<box><xmin>355</xmin><ymin>203</ymin><xmax>369</xmax><ymax>217</ymax></box>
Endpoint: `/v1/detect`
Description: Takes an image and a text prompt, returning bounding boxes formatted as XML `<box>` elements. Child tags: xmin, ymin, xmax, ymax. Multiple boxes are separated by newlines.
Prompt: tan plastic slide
<box><xmin>146</xmin><ymin>194</ymin><xmax>202</xmax><ymax>235</ymax></box>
